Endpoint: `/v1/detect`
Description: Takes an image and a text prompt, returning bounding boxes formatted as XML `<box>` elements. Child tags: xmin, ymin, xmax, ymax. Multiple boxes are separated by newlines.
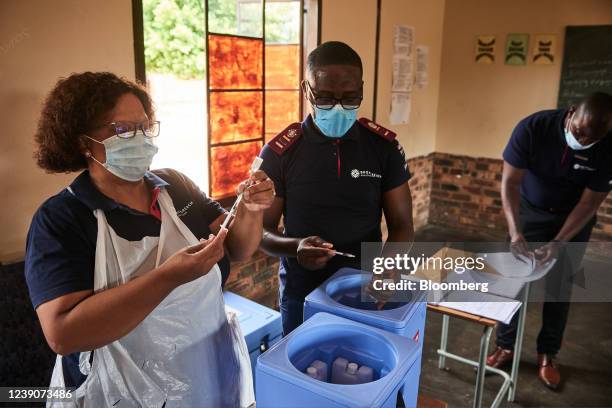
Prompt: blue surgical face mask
<box><xmin>86</xmin><ymin>130</ymin><xmax>158</xmax><ymax>181</ymax></box>
<box><xmin>313</xmin><ymin>106</ymin><xmax>357</xmax><ymax>138</ymax></box>
<box><xmin>564</xmin><ymin>129</ymin><xmax>596</xmax><ymax>150</ymax></box>
<box><xmin>564</xmin><ymin>113</ymin><xmax>597</xmax><ymax>151</ymax></box>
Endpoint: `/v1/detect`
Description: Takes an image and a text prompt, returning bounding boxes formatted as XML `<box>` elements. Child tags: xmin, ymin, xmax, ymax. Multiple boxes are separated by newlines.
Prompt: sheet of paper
<box><xmin>432</xmin><ymin>290</ymin><xmax>522</xmax><ymax>324</ymax></box>
<box><xmin>532</xmin><ymin>34</ymin><xmax>556</xmax><ymax>65</ymax></box>
<box><xmin>477</xmin><ymin>252</ymin><xmax>556</xmax><ymax>282</ymax></box>
<box><xmin>437</xmin><ymin>298</ymin><xmax>522</xmax><ymax>325</ymax></box>
<box><xmin>390</xmin><ymin>25</ymin><xmax>414</xmax><ymax>125</ymax></box>
<box><xmin>415</xmin><ymin>45</ymin><xmax>429</xmax><ymax>89</ymax></box>
<box><xmin>446</xmin><ymin>268</ymin><xmax>525</xmax><ymax>299</ymax></box>
<box><xmin>475</xmin><ymin>35</ymin><xmax>496</xmax><ymax>64</ymax></box>
<box><xmin>392</xmin><ymin>55</ymin><xmax>412</xmax><ymax>92</ymax></box>
<box><xmin>390</xmin><ymin>92</ymin><xmax>411</xmax><ymax>125</ymax></box>
<box><xmin>394</xmin><ymin>25</ymin><xmax>414</xmax><ymax>55</ymax></box>
<box><xmin>505</xmin><ymin>33</ymin><xmax>529</xmax><ymax>65</ymax></box>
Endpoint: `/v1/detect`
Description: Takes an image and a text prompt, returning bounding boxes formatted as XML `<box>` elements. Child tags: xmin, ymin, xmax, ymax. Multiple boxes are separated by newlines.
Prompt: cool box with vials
<box><xmin>255</xmin><ymin>313</ymin><xmax>422</xmax><ymax>408</ymax></box>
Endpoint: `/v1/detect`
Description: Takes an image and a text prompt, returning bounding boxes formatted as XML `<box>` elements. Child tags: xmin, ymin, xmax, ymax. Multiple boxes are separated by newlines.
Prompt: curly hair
<box><xmin>34</xmin><ymin>72</ymin><xmax>154</xmax><ymax>173</ymax></box>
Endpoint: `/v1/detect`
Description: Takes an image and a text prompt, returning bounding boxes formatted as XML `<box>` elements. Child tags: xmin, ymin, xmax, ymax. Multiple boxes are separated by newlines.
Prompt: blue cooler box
<box><xmin>256</xmin><ymin>312</ymin><xmax>421</xmax><ymax>408</ymax></box>
<box><xmin>303</xmin><ymin>268</ymin><xmax>427</xmax><ymax>346</ymax></box>
<box><xmin>223</xmin><ymin>291</ymin><xmax>282</xmax><ymax>378</ymax></box>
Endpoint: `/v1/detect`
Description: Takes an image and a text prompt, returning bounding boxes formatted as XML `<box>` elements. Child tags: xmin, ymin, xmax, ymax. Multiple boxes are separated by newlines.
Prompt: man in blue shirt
<box><xmin>258</xmin><ymin>42</ymin><xmax>415</xmax><ymax>335</ymax></box>
<box><xmin>488</xmin><ymin>93</ymin><xmax>612</xmax><ymax>389</ymax></box>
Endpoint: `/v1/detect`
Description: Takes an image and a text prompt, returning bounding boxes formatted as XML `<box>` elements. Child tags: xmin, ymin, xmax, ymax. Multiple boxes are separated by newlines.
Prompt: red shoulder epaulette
<box><xmin>358</xmin><ymin>118</ymin><xmax>397</xmax><ymax>142</ymax></box>
<box><xmin>268</xmin><ymin>123</ymin><xmax>302</xmax><ymax>155</ymax></box>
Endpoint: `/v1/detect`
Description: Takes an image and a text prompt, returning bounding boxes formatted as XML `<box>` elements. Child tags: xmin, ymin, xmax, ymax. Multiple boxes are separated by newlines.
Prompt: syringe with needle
<box><xmin>220</xmin><ymin>157</ymin><xmax>264</xmax><ymax>230</ymax></box>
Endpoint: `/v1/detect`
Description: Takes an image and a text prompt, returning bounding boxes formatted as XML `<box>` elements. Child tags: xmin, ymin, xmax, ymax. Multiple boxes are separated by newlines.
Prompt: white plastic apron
<box><xmin>48</xmin><ymin>189</ymin><xmax>254</xmax><ymax>407</ymax></box>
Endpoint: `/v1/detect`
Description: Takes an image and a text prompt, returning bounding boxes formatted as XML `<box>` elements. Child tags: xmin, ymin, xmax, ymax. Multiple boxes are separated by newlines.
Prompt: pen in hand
<box><xmin>333</xmin><ymin>250</ymin><xmax>356</xmax><ymax>258</ymax></box>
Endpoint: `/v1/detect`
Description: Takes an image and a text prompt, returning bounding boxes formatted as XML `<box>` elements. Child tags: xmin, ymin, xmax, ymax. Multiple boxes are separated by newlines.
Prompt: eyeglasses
<box><xmin>305</xmin><ymin>81</ymin><xmax>362</xmax><ymax>110</ymax></box>
<box><xmin>93</xmin><ymin>120</ymin><xmax>161</xmax><ymax>138</ymax></box>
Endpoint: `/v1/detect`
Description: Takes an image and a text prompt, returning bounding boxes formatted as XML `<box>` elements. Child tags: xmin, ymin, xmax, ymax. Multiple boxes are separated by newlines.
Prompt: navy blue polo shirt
<box><xmin>503</xmin><ymin>109</ymin><xmax>612</xmax><ymax>210</ymax></box>
<box><xmin>259</xmin><ymin>115</ymin><xmax>411</xmax><ymax>299</ymax></box>
<box><xmin>24</xmin><ymin>168</ymin><xmax>228</xmax><ymax>388</ymax></box>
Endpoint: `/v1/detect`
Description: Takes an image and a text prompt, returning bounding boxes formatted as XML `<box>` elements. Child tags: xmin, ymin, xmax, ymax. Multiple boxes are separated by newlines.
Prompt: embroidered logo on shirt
<box><xmin>176</xmin><ymin>201</ymin><xmax>194</xmax><ymax>217</ymax></box>
<box><xmin>573</xmin><ymin>164</ymin><xmax>596</xmax><ymax>172</ymax></box>
<box><xmin>351</xmin><ymin>169</ymin><xmax>382</xmax><ymax>179</ymax></box>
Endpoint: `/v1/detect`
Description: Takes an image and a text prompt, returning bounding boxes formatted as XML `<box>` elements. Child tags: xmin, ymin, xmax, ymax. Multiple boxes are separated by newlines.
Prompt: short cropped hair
<box><xmin>577</xmin><ymin>92</ymin><xmax>612</xmax><ymax>119</ymax></box>
<box><xmin>306</xmin><ymin>41</ymin><xmax>363</xmax><ymax>75</ymax></box>
<box><xmin>34</xmin><ymin>72</ymin><xmax>153</xmax><ymax>173</ymax></box>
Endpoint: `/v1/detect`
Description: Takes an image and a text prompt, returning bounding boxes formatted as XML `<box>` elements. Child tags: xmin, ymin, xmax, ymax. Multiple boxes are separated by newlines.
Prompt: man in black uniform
<box><xmin>258</xmin><ymin>41</ymin><xmax>415</xmax><ymax>335</ymax></box>
<box><xmin>488</xmin><ymin>93</ymin><xmax>612</xmax><ymax>389</ymax></box>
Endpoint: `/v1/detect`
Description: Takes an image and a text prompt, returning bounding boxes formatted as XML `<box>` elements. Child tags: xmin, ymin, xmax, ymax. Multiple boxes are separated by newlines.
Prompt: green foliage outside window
<box><xmin>144</xmin><ymin>0</ymin><xmax>300</xmax><ymax>79</ymax></box>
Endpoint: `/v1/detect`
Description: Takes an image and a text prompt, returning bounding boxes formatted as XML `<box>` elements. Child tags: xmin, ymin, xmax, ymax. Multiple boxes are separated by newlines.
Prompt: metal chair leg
<box><xmin>438</xmin><ymin>314</ymin><xmax>450</xmax><ymax>369</ymax></box>
<box><xmin>473</xmin><ymin>326</ymin><xmax>493</xmax><ymax>408</ymax></box>
<box><xmin>508</xmin><ymin>283</ymin><xmax>530</xmax><ymax>402</ymax></box>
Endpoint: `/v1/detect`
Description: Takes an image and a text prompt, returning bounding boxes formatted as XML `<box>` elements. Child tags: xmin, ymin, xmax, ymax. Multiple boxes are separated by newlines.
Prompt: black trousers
<box><xmin>496</xmin><ymin>198</ymin><xmax>595</xmax><ymax>355</ymax></box>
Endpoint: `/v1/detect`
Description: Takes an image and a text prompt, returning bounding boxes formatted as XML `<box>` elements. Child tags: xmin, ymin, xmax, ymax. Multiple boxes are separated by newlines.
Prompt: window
<box><xmin>139</xmin><ymin>0</ymin><xmax>307</xmax><ymax>198</ymax></box>
<box><xmin>206</xmin><ymin>0</ymin><xmax>303</xmax><ymax>199</ymax></box>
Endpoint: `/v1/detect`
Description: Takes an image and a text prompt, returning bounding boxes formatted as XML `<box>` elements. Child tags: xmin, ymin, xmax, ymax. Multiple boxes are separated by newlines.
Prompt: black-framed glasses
<box><xmin>305</xmin><ymin>81</ymin><xmax>362</xmax><ymax>110</ymax></box>
<box><xmin>93</xmin><ymin>120</ymin><xmax>161</xmax><ymax>138</ymax></box>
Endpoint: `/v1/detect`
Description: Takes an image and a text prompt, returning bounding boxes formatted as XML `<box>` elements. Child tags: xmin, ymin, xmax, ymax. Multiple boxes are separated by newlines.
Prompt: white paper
<box><xmin>391</xmin><ymin>25</ymin><xmax>415</xmax><ymax>125</ymax></box>
<box><xmin>390</xmin><ymin>92</ymin><xmax>411</xmax><ymax>125</ymax></box>
<box><xmin>392</xmin><ymin>55</ymin><xmax>412</xmax><ymax>92</ymax></box>
<box><xmin>394</xmin><ymin>25</ymin><xmax>414</xmax><ymax>55</ymax></box>
<box><xmin>415</xmin><ymin>45</ymin><xmax>429</xmax><ymax>89</ymax></box>
<box><xmin>436</xmin><ymin>296</ymin><xmax>522</xmax><ymax>325</ymax></box>
<box><xmin>438</xmin><ymin>267</ymin><xmax>524</xmax><ymax>299</ymax></box>
<box><xmin>477</xmin><ymin>252</ymin><xmax>556</xmax><ymax>282</ymax></box>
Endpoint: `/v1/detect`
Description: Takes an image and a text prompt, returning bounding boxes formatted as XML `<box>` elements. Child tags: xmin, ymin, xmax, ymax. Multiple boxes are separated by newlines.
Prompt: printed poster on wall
<box><xmin>505</xmin><ymin>33</ymin><xmax>529</xmax><ymax>65</ymax></box>
<box><xmin>475</xmin><ymin>35</ymin><xmax>495</xmax><ymax>64</ymax></box>
<box><xmin>389</xmin><ymin>93</ymin><xmax>411</xmax><ymax>126</ymax></box>
<box><xmin>415</xmin><ymin>45</ymin><xmax>429</xmax><ymax>88</ymax></box>
<box><xmin>390</xmin><ymin>25</ymin><xmax>414</xmax><ymax>125</ymax></box>
<box><xmin>532</xmin><ymin>34</ymin><xmax>556</xmax><ymax>65</ymax></box>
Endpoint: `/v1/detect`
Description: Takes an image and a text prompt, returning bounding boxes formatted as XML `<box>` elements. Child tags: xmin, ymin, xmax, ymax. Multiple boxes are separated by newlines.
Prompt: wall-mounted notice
<box><xmin>394</xmin><ymin>24</ymin><xmax>414</xmax><ymax>56</ymax></box>
<box><xmin>532</xmin><ymin>34</ymin><xmax>556</xmax><ymax>65</ymax></box>
<box><xmin>505</xmin><ymin>33</ymin><xmax>529</xmax><ymax>65</ymax></box>
<box><xmin>415</xmin><ymin>45</ymin><xmax>429</xmax><ymax>89</ymax></box>
<box><xmin>392</xmin><ymin>54</ymin><xmax>412</xmax><ymax>92</ymax></box>
<box><xmin>475</xmin><ymin>35</ymin><xmax>495</xmax><ymax>64</ymax></box>
<box><xmin>390</xmin><ymin>93</ymin><xmax>411</xmax><ymax>125</ymax></box>
<box><xmin>390</xmin><ymin>25</ymin><xmax>414</xmax><ymax>125</ymax></box>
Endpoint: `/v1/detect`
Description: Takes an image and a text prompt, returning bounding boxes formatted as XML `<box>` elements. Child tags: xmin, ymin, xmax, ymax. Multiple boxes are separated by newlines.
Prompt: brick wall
<box><xmin>225</xmin><ymin>251</ymin><xmax>280</xmax><ymax>310</ymax></box>
<box><xmin>426</xmin><ymin>152</ymin><xmax>612</xmax><ymax>244</ymax></box>
<box><xmin>407</xmin><ymin>155</ymin><xmax>433</xmax><ymax>231</ymax></box>
<box><xmin>592</xmin><ymin>195</ymin><xmax>612</xmax><ymax>241</ymax></box>
<box><xmin>428</xmin><ymin>153</ymin><xmax>507</xmax><ymax>239</ymax></box>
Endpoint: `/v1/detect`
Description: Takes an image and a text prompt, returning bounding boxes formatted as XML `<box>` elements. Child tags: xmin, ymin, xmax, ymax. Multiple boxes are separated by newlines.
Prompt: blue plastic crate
<box><xmin>304</xmin><ymin>268</ymin><xmax>427</xmax><ymax>345</ymax></box>
<box><xmin>223</xmin><ymin>291</ymin><xmax>282</xmax><ymax>378</ymax></box>
<box><xmin>256</xmin><ymin>312</ymin><xmax>421</xmax><ymax>408</ymax></box>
